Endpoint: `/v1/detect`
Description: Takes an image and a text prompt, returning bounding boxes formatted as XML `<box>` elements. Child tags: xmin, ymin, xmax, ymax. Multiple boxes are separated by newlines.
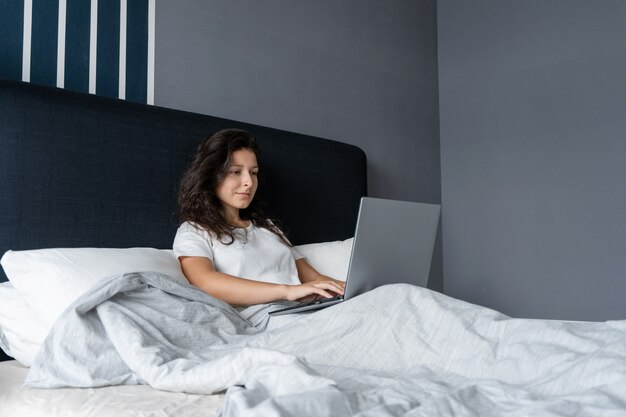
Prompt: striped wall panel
<box><xmin>0</xmin><ymin>0</ymin><xmax>154</xmax><ymax>104</ymax></box>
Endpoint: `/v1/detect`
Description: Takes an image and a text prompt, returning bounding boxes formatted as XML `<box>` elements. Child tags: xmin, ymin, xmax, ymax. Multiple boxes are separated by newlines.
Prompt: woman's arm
<box><xmin>179</xmin><ymin>256</ymin><xmax>343</xmax><ymax>306</ymax></box>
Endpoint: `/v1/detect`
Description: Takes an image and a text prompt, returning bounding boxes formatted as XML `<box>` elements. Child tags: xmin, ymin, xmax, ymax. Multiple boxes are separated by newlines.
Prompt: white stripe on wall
<box><xmin>22</xmin><ymin>0</ymin><xmax>33</xmax><ymax>82</ymax></box>
<box><xmin>57</xmin><ymin>0</ymin><xmax>67</xmax><ymax>88</ymax></box>
<box><xmin>89</xmin><ymin>0</ymin><xmax>98</xmax><ymax>94</ymax></box>
<box><xmin>147</xmin><ymin>0</ymin><xmax>155</xmax><ymax>105</ymax></box>
<box><xmin>19</xmin><ymin>0</ymin><xmax>151</xmax><ymax>102</ymax></box>
<box><xmin>118</xmin><ymin>0</ymin><xmax>127</xmax><ymax>99</ymax></box>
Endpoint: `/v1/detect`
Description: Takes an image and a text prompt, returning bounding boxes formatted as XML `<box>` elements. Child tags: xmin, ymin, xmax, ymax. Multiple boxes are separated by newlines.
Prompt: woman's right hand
<box><xmin>283</xmin><ymin>280</ymin><xmax>344</xmax><ymax>302</ymax></box>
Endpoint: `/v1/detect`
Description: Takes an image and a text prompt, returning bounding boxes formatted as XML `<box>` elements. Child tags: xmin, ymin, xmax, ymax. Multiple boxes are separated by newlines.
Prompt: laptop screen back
<box><xmin>343</xmin><ymin>197</ymin><xmax>440</xmax><ymax>300</ymax></box>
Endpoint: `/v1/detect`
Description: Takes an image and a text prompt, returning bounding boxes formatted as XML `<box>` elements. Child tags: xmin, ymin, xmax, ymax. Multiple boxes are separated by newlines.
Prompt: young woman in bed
<box><xmin>174</xmin><ymin>128</ymin><xmax>344</xmax><ymax>307</ymax></box>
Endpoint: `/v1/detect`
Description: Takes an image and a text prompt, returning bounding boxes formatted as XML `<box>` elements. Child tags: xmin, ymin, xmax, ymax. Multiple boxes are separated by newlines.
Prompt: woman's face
<box><xmin>215</xmin><ymin>148</ymin><xmax>259</xmax><ymax>220</ymax></box>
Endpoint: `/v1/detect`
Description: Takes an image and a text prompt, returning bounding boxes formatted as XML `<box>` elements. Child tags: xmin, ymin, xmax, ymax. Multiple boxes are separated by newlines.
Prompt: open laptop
<box><xmin>269</xmin><ymin>197</ymin><xmax>441</xmax><ymax>316</ymax></box>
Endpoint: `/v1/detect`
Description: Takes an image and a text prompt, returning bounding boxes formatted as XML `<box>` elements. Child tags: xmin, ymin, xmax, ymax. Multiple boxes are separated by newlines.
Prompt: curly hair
<box><xmin>177</xmin><ymin>128</ymin><xmax>289</xmax><ymax>245</ymax></box>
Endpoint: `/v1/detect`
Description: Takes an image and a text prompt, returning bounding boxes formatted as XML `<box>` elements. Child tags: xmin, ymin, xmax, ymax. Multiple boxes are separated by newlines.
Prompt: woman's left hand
<box><xmin>294</xmin><ymin>259</ymin><xmax>346</xmax><ymax>302</ymax></box>
<box><xmin>296</xmin><ymin>274</ymin><xmax>345</xmax><ymax>302</ymax></box>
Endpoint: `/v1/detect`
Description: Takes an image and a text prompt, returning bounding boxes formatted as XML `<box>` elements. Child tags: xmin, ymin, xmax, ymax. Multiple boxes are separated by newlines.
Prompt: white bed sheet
<box><xmin>0</xmin><ymin>360</ymin><xmax>225</xmax><ymax>417</ymax></box>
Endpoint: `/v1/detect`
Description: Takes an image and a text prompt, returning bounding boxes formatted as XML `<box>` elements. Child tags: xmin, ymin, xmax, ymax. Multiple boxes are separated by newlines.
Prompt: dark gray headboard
<box><xmin>0</xmin><ymin>79</ymin><xmax>367</xmax><ymax>284</ymax></box>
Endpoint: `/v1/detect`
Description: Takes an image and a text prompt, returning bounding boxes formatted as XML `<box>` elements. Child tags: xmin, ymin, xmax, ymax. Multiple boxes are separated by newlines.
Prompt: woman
<box><xmin>173</xmin><ymin>128</ymin><xmax>345</xmax><ymax>307</ymax></box>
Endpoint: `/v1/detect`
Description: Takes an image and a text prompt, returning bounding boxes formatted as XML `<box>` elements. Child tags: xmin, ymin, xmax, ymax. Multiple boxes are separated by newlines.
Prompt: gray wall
<box><xmin>154</xmin><ymin>0</ymin><xmax>443</xmax><ymax>289</ymax></box>
<box><xmin>438</xmin><ymin>0</ymin><xmax>626</xmax><ymax>320</ymax></box>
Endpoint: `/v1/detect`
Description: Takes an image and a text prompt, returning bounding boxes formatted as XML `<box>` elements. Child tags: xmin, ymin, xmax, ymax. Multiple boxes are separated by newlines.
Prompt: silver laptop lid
<box><xmin>344</xmin><ymin>197</ymin><xmax>440</xmax><ymax>300</ymax></box>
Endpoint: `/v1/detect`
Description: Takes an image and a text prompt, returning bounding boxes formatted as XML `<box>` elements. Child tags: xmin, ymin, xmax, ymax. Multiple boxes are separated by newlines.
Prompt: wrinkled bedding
<box><xmin>26</xmin><ymin>272</ymin><xmax>626</xmax><ymax>416</ymax></box>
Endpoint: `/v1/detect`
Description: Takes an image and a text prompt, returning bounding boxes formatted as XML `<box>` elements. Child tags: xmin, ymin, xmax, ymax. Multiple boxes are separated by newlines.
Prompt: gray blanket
<box><xmin>26</xmin><ymin>272</ymin><xmax>626</xmax><ymax>416</ymax></box>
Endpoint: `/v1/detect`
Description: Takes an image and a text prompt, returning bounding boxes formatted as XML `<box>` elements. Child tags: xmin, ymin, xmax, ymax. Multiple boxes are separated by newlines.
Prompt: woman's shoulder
<box><xmin>253</xmin><ymin>219</ymin><xmax>278</xmax><ymax>233</ymax></box>
<box><xmin>255</xmin><ymin>219</ymin><xmax>292</xmax><ymax>245</ymax></box>
<box><xmin>176</xmin><ymin>221</ymin><xmax>213</xmax><ymax>239</ymax></box>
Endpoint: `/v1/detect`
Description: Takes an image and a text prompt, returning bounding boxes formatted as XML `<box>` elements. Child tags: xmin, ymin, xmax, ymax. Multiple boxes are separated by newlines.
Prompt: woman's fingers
<box><xmin>310</xmin><ymin>288</ymin><xmax>334</xmax><ymax>299</ymax></box>
<box><xmin>314</xmin><ymin>275</ymin><xmax>346</xmax><ymax>291</ymax></box>
<box><xmin>311</xmin><ymin>281</ymin><xmax>344</xmax><ymax>295</ymax></box>
<box><xmin>286</xmin><ymin>281</ymin><xmax>343</xmax><ymax>301</ymax></box>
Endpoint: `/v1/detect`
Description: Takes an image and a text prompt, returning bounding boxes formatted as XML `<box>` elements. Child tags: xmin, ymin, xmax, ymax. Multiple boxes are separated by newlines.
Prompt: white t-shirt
<box><xmin>173</xmin><ymin>221</ymin><xmax>303</xmax><ymax>286</ymax></box>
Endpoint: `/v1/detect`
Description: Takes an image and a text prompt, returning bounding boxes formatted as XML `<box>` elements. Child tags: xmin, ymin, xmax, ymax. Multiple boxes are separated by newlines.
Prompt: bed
<box><xmin>1</xmin><ymin>79</ymin><xmax>625</xmax><ymax>417</ymax></box>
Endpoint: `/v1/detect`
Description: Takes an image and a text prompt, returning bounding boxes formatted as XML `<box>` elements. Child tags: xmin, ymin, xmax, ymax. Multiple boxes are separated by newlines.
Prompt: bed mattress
<box><xmin>0</xmin><ymin>360</ymin><xmax>225</xmax><ymax>417</ymax></box>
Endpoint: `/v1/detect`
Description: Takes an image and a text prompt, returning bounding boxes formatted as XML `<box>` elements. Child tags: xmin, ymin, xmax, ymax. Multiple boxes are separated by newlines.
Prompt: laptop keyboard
<box><xmin>270</xmin><ymin>295</ymin><xmax>344</xmax><ymax>315</ymax></box>
<box><xmin>306</xmin><ymin>295</ymin><xmax>344</xmax><ymax>306</ymax></box>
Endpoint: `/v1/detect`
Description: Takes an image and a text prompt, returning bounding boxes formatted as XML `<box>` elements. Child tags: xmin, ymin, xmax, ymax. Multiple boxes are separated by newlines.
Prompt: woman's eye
<box><xmin>251</xmin><ymin>171</ymin><xmax>259</xmax><ymax>176</ymax></box>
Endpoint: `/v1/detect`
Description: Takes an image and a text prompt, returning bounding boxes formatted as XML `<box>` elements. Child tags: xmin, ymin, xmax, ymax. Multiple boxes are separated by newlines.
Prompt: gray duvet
<box><xmin>26</xmin><ymin>272</ymin><xmax>626</xmax><ymax>416</ymax></box>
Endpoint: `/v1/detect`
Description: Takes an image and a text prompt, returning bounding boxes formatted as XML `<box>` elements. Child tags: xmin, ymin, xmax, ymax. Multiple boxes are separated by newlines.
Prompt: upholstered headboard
<box><xmin>0</xmin><ymin>79</ymin><xmax>367</xmax><ymax>285</ymax></box>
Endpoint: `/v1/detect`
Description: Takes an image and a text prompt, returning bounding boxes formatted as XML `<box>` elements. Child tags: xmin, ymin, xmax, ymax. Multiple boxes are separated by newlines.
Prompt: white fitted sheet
<box><xmin>0</xmin><ymin>360</ymin><xmax>224</xmax><ymax>417</ymax></box>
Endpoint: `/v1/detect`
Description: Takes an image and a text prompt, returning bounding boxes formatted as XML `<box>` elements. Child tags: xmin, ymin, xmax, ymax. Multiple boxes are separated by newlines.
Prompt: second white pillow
<box><xmin>294</xmin><ymin>238</ymin><xmax>353</xmax><ymax>281</ymax></box>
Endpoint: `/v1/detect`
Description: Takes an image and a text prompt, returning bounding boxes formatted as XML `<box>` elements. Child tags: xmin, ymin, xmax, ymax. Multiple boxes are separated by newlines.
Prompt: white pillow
<box><xmin>294</xmin><ymin>238</ymin><xmax>353</xmax><ymax>281</ymax></box>
<box><xmin>0</xmin><ymin>282</ymin><xmax>48</xmax><ymax>366</ymax></box>
<box><xmin>1</xmin><ymin>248</ymin><xmax>188</xmax><ymax>328</ymax></box>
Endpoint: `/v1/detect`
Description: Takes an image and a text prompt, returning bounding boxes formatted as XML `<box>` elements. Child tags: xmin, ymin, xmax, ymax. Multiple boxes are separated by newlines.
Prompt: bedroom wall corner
<box><xmin>437</xmin><ymin>0</ymin><xmax>626</xmax><ymax>320</ymax></box>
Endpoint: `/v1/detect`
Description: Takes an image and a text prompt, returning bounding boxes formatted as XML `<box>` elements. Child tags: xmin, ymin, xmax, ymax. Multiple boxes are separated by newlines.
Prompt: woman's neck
<box><xmin>230</xmin><ymin>219</ymin><xmax>250</xmax><ymax>228</ymax></box>
<box><xmin>223</xmin><ymin>209</ymin><xmax>249</xmax><ymax>228</ymax></box>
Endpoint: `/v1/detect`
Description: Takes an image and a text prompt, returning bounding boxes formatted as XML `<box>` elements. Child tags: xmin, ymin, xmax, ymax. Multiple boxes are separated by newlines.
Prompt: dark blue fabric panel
<box><xmin>0</xmin><ymin>0</ymin><xmax>24</xmax><ymax>81</ymax></box>
<box><xmin>30</xmin><ymin>0</ymin><xmax>59</xmax><ymax>86</ymax></box>
<box><xmin>64</xmin><ymin>0</ymin><xmax>91</xmax><ymax>93</ymax></box>
<box><xmin>96</xmin><ymin>0</ymin><xmax>120</xmax><ymax>98</ymax></box>
<box><xmin>125</xmin><ymin>0</ymin><xmax>148</xmax><ymax>103</ymax></box>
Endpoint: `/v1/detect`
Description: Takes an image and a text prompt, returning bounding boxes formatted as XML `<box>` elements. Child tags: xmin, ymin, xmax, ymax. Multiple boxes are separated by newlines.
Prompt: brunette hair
<box><xmin>177</xmin><ymin>128</ymin><xmax>289</xmax><ymax>244</ymax></box>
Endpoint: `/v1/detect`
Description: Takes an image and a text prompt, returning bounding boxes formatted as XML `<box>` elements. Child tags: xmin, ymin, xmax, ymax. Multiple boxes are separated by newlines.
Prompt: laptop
<box><xmin>269</xmin><ymin>197</ymin><xmax>440</xmax><ymax>316</ymax></box>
